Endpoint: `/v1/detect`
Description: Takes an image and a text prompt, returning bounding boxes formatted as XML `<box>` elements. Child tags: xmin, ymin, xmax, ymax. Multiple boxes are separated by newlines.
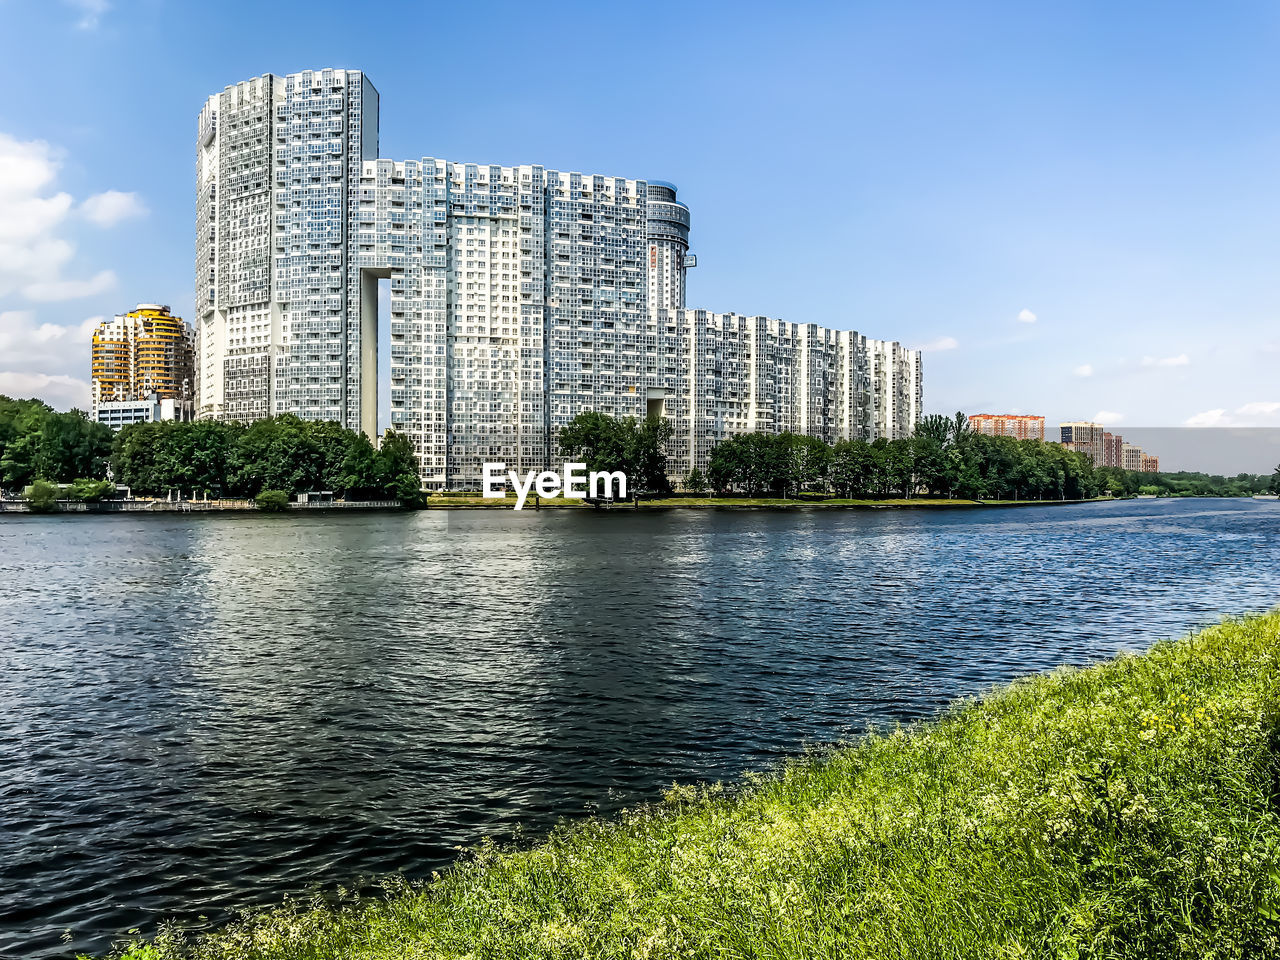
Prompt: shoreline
<box><xmin>97</xmin><ymin>611</ymin><xmax>1280</xmax><ymax>959</ymax></box>
<box><xmin>427</xmin><ymin>495</ymin><xmax>1104</xmax><ymax>510</ymax></box>
<box><xmin>1</xmin><ymin>495</ymin><xmax>1268</xmax><ymax>516</ymax></box>
<box><xmin>0</xmin><ymin>496</ymin><xmax>1114</xmax><ymax>516</ymax></box>
<box><xmin>0</xmin><ymin>496</ymin><xmax>1100</xmax><ymax>519</ymax></box>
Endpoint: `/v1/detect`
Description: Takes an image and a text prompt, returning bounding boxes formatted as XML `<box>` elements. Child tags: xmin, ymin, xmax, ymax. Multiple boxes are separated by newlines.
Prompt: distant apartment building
<box><xmin>91</xmin><ymin>304</ymin><xmax>195</xmax><ymax>429</ymax></box>
<box><xmin>196</xmin><ymin>68</ymin><xmax>922</xmax><ymax>488</ymax></box>
<box><xmin>1060</xmin><ymin>421</ymin><xmax>1105</xmax><ymax>465</ymax></box>
<box><xmin>1102</xmin><ymin>431</ymin><xmax>1123</xmax><ymax>468</ymax></box>
<box><xmin>1119</xmin><ymin>443</ymin><xmax>1160</xmax><ymax>473</ymax></box>
<box><xmin>1059</xmin><ymin>421</ymin><xmax>1160</xmax><ymax>472</ymax></box>
<box><xmin>1120</xmin><ymin>443</ymin><xmax>1143</xmax><ymax>471</ymax></box>
<box><xmin>968</xmin><ymin>414</ymin><xmax>1045</xmax><ymax>441</ymax></box>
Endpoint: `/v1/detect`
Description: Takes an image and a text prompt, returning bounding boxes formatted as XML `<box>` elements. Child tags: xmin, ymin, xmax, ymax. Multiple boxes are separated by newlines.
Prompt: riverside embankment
<box><xmin>0</xmin><ymin>498</ymin><xmax>403</xmax><ymax>514</ymax></box>
<box><xmin>103</xmin><ymin>611</ymin><xmax>1280</xmax><ymax>960</ymax></box>
<box><xmin>424</xmin><ymin>494</ymin><xmax>1102</xmax><ymax>509</ymax></box>
<box><xmin>0</xmin><ymin>495</ymin><xmax>1098</xmax><ymax>514</ymax></box>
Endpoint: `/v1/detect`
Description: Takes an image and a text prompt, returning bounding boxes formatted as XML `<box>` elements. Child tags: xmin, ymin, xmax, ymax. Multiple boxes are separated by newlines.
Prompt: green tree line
<box><xmin>703</xmin><ymin>413</ymin><xmax>1106</xmax><ymax>499</ymax></box>
<box><xmin>113</xmin><ymin>416</ymin><xmax>422</xmax><ymax>503</ymax></box>
<box><xmin>1136</xmin><ymin>470</ymin><xmax>1277</xmax><ymax>498</ymax></box>
<box><xmin>0</xmin><ymin>396</ymin><xmax>422</xmax><ymax>505</ymax></box>
<box><xmin>0</xmin><ymin>397</ymin><xmax>114</xmax><ymax>489</ymax></box>
<box><xmin>558</xmin><ymin>408</ymin><xmax>1277</xmax><ymax>501</ymax></box>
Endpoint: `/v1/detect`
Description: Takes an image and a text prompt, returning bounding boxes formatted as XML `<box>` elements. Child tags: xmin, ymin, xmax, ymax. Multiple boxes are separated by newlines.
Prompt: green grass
<box><xmin>103</xmin><ymin>612</ymin><xmax>1280</xmax><ymax>959</ymax></box>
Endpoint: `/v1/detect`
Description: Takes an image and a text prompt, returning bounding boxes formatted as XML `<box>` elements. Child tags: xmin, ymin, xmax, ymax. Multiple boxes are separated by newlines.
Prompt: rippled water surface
<box><xmin>2</xmin><ymin>498</ymin><xmax>1279</xmax><ymax>958</ymax></box>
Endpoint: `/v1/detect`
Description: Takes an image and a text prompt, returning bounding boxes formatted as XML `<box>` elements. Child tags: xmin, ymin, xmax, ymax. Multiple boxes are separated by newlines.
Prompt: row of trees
<box><xmin>112</xmin><ymin>416</ymin><xmax>423</xmax><ymax>503</ymax></box>
<box><xmin>1135</xmin><ymin>470</ymin><xmax>1278</xmax><ymax>498</ymax></box>
<box><xmin>6</xmin><ymin>395</ymin><xmax>1278</xmax><ymax>505</ymax></box>
<box><xmin>699</xmin><ymin>419</ymin><xmax>1108</xmax><ymax>500</ymax></box>
<box><xmin>0</xmin><ymin>396</ymin><xmax>423</xmax><ymax>505</ymax></box>
<box><xmin>558</xmin><ymin>409</ymin><xmax>1280</xmax><ymax>501</ymax></box>
<box><xmin>0</xmin><ymin>398</ymin><xmax>114</xmax><ymax>489</ymax></box>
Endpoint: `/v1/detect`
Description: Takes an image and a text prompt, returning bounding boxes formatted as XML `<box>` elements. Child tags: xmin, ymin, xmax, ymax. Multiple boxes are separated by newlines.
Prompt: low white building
<box><xmin>95</xmin><ymin>394</ymin><xmax>194</xmax><ymax>431</ymax></box>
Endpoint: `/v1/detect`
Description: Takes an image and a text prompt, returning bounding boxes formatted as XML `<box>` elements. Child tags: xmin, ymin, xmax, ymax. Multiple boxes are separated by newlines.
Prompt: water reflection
<box><xmin>0</xmin><ymin>500</ymin><xmax>1277</xmax><ymax>958</ymax></box>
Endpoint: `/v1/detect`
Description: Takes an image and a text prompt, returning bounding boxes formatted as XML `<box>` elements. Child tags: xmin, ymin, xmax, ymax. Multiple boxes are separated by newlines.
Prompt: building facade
<box><xmin>1060</xmin><ymin>422</ymin><xmax>1159</xmax><ymax>472</ymax></box>
<box><xmin>1060</xmin><ymin>421</ymin><xmax>1105</xmax><ymax>466</ymax></box>
<box><xmin>968</xmin><ymin>414</ymin><xmax>1045</xmax><ymax>441</ymax></box>
<box><xmin>1102</xmin><ymin>431</ymin><xmax>1123</xmax><ymax>468</ymax></box>
<box><xmin>96</xmin><ymin>395</ymin><xmax>194</xmax><ymax>430</ymax></box>
<box><xmin>197</xmin><ymin>69</ymin><xmax>922</xmax><ymax>488</ymax></box>
<box><xmin>90</xmin><ymin>304</ymin><xmax>195</xmax><ymax>427</ymax></box>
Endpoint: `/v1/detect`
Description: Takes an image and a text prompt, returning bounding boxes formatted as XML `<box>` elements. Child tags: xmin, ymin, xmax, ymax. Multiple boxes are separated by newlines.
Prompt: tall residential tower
<box><xmin>197</xmin><ymin>69</ymin><xmax>922</xmax><ymax>488</ymax></box>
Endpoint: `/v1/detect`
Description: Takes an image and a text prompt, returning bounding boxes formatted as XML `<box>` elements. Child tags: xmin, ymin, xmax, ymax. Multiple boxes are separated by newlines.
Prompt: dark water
<box><xmin>2</xmin><ymin>498</ymin><xmax>1279</xmax><ymax>958</ymax></box>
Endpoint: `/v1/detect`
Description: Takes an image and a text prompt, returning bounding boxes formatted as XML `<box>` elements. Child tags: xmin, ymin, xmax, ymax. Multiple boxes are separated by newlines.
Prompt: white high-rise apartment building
<box><xmin>198</xmin><ymin>69</ymin><xmax>922</xmax><ymax>488</ymax></box>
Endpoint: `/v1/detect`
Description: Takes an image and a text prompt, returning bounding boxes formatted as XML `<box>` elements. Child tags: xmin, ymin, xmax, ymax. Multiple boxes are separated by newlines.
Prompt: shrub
<box><xmin>22</xmin><ymin>479</ymin><xmax>60</xmax><ymax>512</ymax></box>
<box><xmin>254</xmin><ymin>489</ymin><xmax>291</xmax><ymax>512</ymax></box>
<box><xmin>66</xmin><ymin>478</ymin><xmax>117</xmax><ymax>502</ymax></box>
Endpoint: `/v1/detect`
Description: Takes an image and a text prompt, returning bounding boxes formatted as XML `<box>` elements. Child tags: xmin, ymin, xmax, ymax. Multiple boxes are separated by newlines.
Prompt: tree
<box><xmin>630</xmin><ymin>416</ymin><xmax>673</xmax><ymax>496</ymax></box>
<box><xmin>559</xmin><ymin>411</ymin><xmax>631</xmax><ymax>475</ymax></box>
<box><xmin>911</xmin><ymin>435</ymin><xmax>946</xmax><ymax>496</ymax></box>
<box><xmin>914</xmin><ymin>414</ymin><xmax>953</xmax><ymax>446</ymax></box>
<box><xmin>375</xmin><ymin>429</ymin><xmax>424</xmax><ymax>507</ymax></box>
<box><xmin>35</xmin><ymin>410</ymin><xmax>113</xmax><ymax>482</ymax></box>
<box><xmin>1</xmin><ymin>432</ymin><xmax>38</xmax><ymax>490</ymax></box>
<box><xmin>683</xmin><ymin>467</ymin><xmax>707</xmax><ymax>496</ymax></box>
<box><xmin>786</xmin><ymin>434</ymin><xmax>830</xmax><ymax>496</ymax></box>
<box><xmin>559</xmin><ymin>412</ymin><xmax>672</xmax><ymax>497</ymax></box>
<box><xmin>707</xmin><ymin>436</ymin><xmax>746</xmax><ymax>494</ymax></box>
<box><xmin>1272</xmin><ymin>464</ymin><xmax>1280</xmax><ymax>495</ymax></box>
<box><xmin>340</xmin><ymin>433</ymin><xmax>382</xmax><ymax>500</ymax></box>
<box><xmin>885</xmin><ymin>438</ymin><xmax>915</xmax><ymax>497</ymax></box>
<box><xmin>831</xmin><ymin>439</ymin><xmax>874</xmax><ymax>498</ymax></box>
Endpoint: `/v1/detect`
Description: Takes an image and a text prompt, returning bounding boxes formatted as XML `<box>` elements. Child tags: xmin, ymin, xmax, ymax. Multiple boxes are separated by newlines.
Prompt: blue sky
<box><xmin>1</xmin><ymin>0</ymin><xmax>1278</xmax><ymax>436</ymax></box>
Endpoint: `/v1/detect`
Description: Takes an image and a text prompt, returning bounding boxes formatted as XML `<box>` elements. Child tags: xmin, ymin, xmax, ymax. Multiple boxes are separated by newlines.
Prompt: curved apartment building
<box><xmin>90</xmin><ymin>304</ymin><xmax>195</xmax><ymax>423</ymax></box>
<box><xmin>196</xmin><ymin>68</ymin><xmax>922</xmax><ymax>488</ymax></box>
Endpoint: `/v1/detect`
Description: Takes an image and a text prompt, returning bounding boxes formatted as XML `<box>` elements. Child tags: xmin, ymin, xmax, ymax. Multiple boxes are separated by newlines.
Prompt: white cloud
<box><xmin>0</xmin><ymin>134</ymin><xmax>61</xmax><ymax>200</ymax></box>
<box><xmin>1093</xmin><ymin>410</ymin><xmax>1124</xmax><ymax>424</ymax></box>
<box><xmin>80</xmin><ymin>190</ymin><xmax>146</xmax><ymax>226</ymax></box>
<box><xmin>0</xmin><ymin>372</ymin><xmax>92</xmax><ymax>410</ymax></box>
<box><xmin>1185</xmin><ymin>408</ymin><xmax>1229</xmax><ymax>428</ymax></box>
<box><xmin>919</xmin><ymin>336</ymin><xmax>958</xmax><ymax>352</ymax></box>
<box><xmin>64</xmin><ymin>0</ymin><xmax>110</xmax><ymax>30</ymax></box>
<box><xmin>23</xmin><ymin>269</ymin><xmax>117</xmax><ymax>302</ymax></box>
<box><xmin>1141</xmin><ymin>354</ymin><xmax>1190</xmax><ymax>368</ymax></box>
<box><xmin>1187</xmin><ymin>402</ymin><xmax>1280</xmax><ymax>427</ymax></box>
<box><xmin>0</xmin><ymin>310</ymin><xmax>100</xmax><ymax>373</ymax></box>
<box><xmin>1236</xmin><ymin>401</ymin><xmax>1280</xmax><ymax>417</ymax></box>
<box><xmin>1073</xmin><ymin>364</ymin><xmax>1093</xmax><ymax>378</ymax></box>
<box><xmin>0</xmin><ymin>132</ymin><xmax>133</xmax><ymax>301</ymax></box>
<box><xmin>1016</xmin><ymin>308</ymin><xmax>1037</xmax><ymax>324</ymax></box>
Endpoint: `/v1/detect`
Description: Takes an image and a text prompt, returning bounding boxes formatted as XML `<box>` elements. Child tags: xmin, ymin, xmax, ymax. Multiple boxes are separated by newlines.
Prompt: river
<box><xmin>1</xmin><ymin>498</ymin><xmax>1278</xmax><ymax>958</ymax></box>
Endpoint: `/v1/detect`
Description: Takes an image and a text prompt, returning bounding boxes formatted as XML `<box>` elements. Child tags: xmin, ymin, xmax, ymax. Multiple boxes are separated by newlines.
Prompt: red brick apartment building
<box><xmin>968</xmin><ymin>414</ymin><xmax>1046</xmax><ymax>441</ymax></box>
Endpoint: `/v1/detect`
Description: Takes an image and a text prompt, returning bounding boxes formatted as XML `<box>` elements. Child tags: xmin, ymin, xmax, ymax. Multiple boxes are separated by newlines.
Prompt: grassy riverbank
<box><xmin>102</xmin><ymin>612</ymin><xmax>1280</xmax><ymax>960</ymax></box>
